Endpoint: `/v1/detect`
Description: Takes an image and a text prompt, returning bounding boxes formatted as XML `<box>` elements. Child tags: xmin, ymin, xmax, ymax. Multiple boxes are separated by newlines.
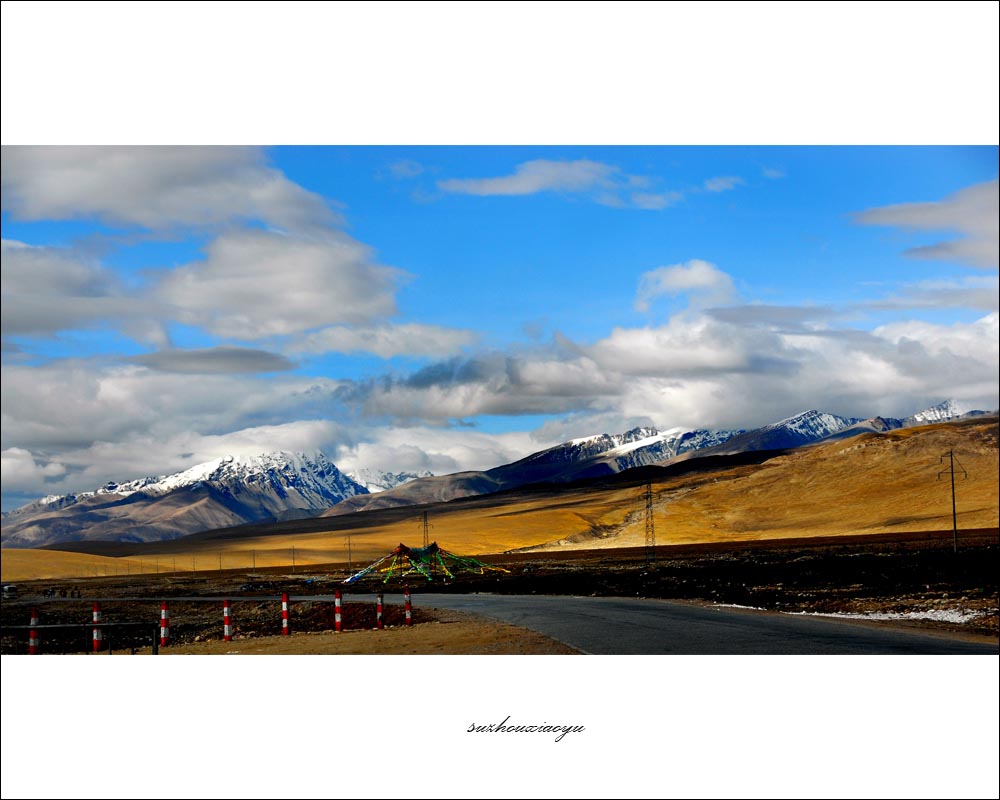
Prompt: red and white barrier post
<box><xmin>334</xmin><ymin>589</ymin><xmax>342</xmax><ymax>632</ymax></box>
<box><xmin>160</xmin><ymin>600</ymin><xmax>170</xmax><ymax>647</ymax></box>
<box><xmin>92</xmin><ymin>602</ymin><xmax>103</xmax><ymax>653</ymax></box>
<box><xmin>29</xmin><ymin>608</ymin><xmax>39</xmax><ymax>655</ymax></box>
<box><xmin>376</xmin><ymin>593</ymin><xmax>384</xmax><ymax>630</ymax></box>
<box><xmin>223</xmin><ymin>598</ymin><xmax>232</xmax><ymax>642</ymax></box>
<box><xmin>281</xmin><ymin>593</ymin><xmax>290</xmax><ymax>635</ymax></box>
<box><xmin>404</xmin><ymin>588</ymin><xmax>412</xmax><ymax>626</ymax></box>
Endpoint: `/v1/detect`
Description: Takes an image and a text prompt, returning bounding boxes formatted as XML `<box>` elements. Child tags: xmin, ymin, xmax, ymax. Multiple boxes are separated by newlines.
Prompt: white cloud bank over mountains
<box><xmin>1</xmin><ymin>147</ymin><xmax>997</xmax><ymax>506</ymax></box>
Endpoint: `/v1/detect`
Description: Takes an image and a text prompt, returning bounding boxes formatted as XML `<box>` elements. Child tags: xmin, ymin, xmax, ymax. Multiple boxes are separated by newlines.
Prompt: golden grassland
<box><xmin>584</xmin><ymin>421</ymin><xmax>999</xmax><ymax>549</ymax></box>
<box><xmin>0</xmin><ymin>548</ymin><xmax>130</xmax><ymax>582</ymax></box>
<box><xmin>4</xmin><ymin>419</ymin><xmax>997</xmax><ymax>581</ymax></box>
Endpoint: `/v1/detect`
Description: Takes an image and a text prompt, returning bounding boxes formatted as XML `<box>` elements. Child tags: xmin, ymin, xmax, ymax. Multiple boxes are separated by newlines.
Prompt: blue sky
<box><xmin>1</xmin><ymin>145</ymin><xmax>998</xmax><ymax>509</ymax></box>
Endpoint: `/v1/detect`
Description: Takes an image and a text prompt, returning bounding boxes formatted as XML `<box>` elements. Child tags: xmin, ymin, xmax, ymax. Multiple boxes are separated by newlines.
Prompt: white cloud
<box><xmin>1</xmin><ymin>239</ymin><xmax>165</xmax><ymax>342</ymax></box>
<box><xmin>130</xmin><ymin>347</ymin><xmax>296</xmax><ymax>374</ymax></box>
<box><xmin>1</xmin><ymin>146</ymin><xmax>334</xmax><ymax>231</ymax></box>
<box><xmin>703</xmin><ymin>175</ymin><xmax>745</xmax><ymax>192</ymax></box>
<box><xmin>385</xmin><ymin>160</ymin><xmax>425</xmax><ymax>179</ymax></box>
<box><xmin>333</xmin><ymin>426</ymin><xmax>543</xmax><ymax>477</ymax></box>
<box><xmin>2</xmin><ymin>150</ymin><xmax>423</xmax><ymax>349</ymax></box>
<box><xmin>762</xmin><ymin>167</ymin><xmax>785</xmax><ymax>179</ymax></box>
<box><xmin>5</xmin><ymin>306</ymin><xmax>999</xmax><ymax>504</ymax></box>
<box><xmin>295</xmin><ymin>323</ymin><xmax>476</xmax><ymax>358</ymax></box>
<box><xmin>438</xmin><ymin>159</ymin><xmax>680</xmax><ymax>210</ymax></box>
<box><xmin>854</xmin><ymin>179</ymin><xmax>999</xmax><ymax>268</ymax></box>
<box><xmin>439</xmin><ymin>159</ymin><xmax>618</xmax><ymax>196</ymax></box>
<box><xmin>629</xmin><ymin>191</ymin><xmax>683</xmax><ymax>210</ymax></box>
<box><xmin>0</xmin><ymin>361</ymin><xmax>343</xmax><ymax>453</ymax></box>
<box><xmin>634</xmin><ymin>259</ymin><xmax>738</xmax><ymax>312</ymax></box>
<box><xmin>875</xmin><ymin>312</ymin><xmax>999</xmax><ymax>363</ymax></box>
<box><xmin>1</xmin><ymin>448</ymin><xmax>66</xmax><ymax>492</ymax></box>
<box><xmin>327</xmin><ymin>304</ymin><xmax>999</xmax><ymax>437</ymax></box>
<box><xmin>588</xmin><ymin>316</ymin><xmax>791</xmax><ymax>377</ymax></box>
<box><xmin>868</xmin><ymin>276</ymin><xmax>1000</xmax><ymax>311</ymax></box>
<box><xmin>156</xmin><ymin>229</ymin><xmax>404</xmax><ymax>338</ymax></box>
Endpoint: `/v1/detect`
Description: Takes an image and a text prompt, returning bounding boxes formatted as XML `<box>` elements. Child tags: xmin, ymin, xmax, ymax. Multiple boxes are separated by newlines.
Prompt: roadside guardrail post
<box><xmin>160</xmin><ymin>601</ymin><xmax>170</xmax><ymax>647</ymax></box>
<box><xmin>29</xmin><ymin>609</ymin><xmax>39</xmax><ymax>655</ymax></box>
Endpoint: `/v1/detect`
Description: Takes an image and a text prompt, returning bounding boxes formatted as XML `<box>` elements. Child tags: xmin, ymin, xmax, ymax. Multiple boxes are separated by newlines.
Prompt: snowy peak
<box><xmin>523</xmin><ymin>426</ymin><xmax>667</xmax><ymax>467</ymax></box>
<box><xmin>347</xmin><ymin>468</ymin><xmax>434</xmax><ymax>494</ymax></box>
<box><xmin>2</xmin><ymin>449</ymin><xmax>370</xmax><ymax>548</ymax></box>
<box><xmin>147</xmin><ymin>451</ymin><xmax>352</xmax><ymax>496</ymax></box>
<box><xmin>906</xmin><ymin>399</ymin><xmax>972</xmax><ymax>426</ymax></box>
<box><xmin>766</xmin><ymin>409</ymin><xmax>860</xmax><ymax>439</ymax></box>
<box><xmin>11</xmin><ymin>451</ymin><xmax>367</xmax><ymax>516</ymax></box>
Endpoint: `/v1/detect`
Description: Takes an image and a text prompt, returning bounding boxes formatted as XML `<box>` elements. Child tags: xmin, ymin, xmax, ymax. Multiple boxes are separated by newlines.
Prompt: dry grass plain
<box><xmin>4</xmin><ymin>418</ymin><xmax>997</xmax><ymax>582</ymax></box>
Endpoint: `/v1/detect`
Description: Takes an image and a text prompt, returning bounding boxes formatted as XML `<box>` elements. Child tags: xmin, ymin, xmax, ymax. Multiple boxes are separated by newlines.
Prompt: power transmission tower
<box><xmin>938</xmin><ymin>449</ymin><xmax>967</xmax><ymax>553</ymax></box>
<box><xmin>422</xmin><ymin>511</ymin><xmax>431</xmax><ymax>548</ymax></box>
<box><xmin>644</xmin><ymin>482</ymin><xmax>656</xmax><ymax>568</ymax></box>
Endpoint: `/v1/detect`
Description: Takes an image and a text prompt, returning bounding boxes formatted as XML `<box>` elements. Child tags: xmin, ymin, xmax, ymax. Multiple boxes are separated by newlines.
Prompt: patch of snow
<box><xmin>604</xmin><ymin>429</ymin><xmax>687</xmax><ymax>458</ymax></box>
<box><xmin>788</xmin><ymin>608</ymin><xmax>992</xmax><ymax>624</ymax></box>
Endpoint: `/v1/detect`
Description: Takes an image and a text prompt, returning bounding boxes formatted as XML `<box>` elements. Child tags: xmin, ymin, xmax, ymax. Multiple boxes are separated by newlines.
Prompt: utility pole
<box><xmin>938</xmin><ymin>450</ymin><xmax>967</xmax><ymax>553</ymax></box>
<box><xmin>346</xmin><ymin>534</ymin><xmax>353</xmax><ymax>571</ymax></box>
<box><xmin>291</xmin><ymin>546</ymin><xmax>296</xmax><ymax>574</ymax></box>
<box><xmin>422</xmin><ymin>511</ymin><xmax>431</xmax><ymax>548</ymax></box>
<box><xmin>251</xmin><ymin>550</ymin><xmax>256</xmax><ymax>573</ymax></box>
<box><xmin>644</xmin><ymin>482</ymin><xmax>656</xmax><ymax>568</ymax></box>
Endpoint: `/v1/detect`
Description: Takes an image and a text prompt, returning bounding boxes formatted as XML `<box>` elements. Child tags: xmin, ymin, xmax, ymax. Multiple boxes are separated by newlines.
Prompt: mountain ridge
<box><xmin>3</xmin><ymin>399</ymin><xmax>992</xmax><ymax>547</ymax></box>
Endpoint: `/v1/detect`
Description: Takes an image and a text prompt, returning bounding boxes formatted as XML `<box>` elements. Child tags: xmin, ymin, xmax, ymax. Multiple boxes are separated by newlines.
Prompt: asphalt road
<box><xmin>37</xmin><ymin>592</ymin><xmax>999</xmax><ymax>654</ymax></box>
<box><xmin>411</xmin><ymin>593</ymin><xmax>999</xmax><ymax>655</ymax></box>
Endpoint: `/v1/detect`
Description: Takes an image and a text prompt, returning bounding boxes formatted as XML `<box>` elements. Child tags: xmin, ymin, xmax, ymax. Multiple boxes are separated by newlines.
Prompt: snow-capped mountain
<box><xmin>599</xmin><ymin>427</ymin><xmax>745</xmax><ymax>472</ymax></box>
<box><xmin>904</xmin><ymin>399</ymin><xmax>979</xmax><ymax>426</ymax></box>
<box><xmin>819</xmin><ymin>400</ymin><xmax>990</xmax><ymax>442</ymax></box>
<box><xmin>328</xmin><ymin>426</ymin><xmax>747</xmax><ymax>515</ymax></box>
<box><xmin>768</xmin><ymin>409</ymin><xmax>859</xmax><ymax>441</ymax></box>
<box><xmin>347</xmin><ymin>468</ymin><xmax>434</xmax><ymax>493</ymax></box>
<box><xmin>332</xmin><ymin>401</ymin><xmax>992</xmax><ymax>516</ymax></box>
<box><xmin>5</xmin><ymin>399</ymin><xmax>992</xmax><ymax>545</ymax></box>
<box><xmin>510</xmin><ymin>426</ymin><xmax>745</xmax><ymax>478</ymax></box>
<box><xmin>1</xmin><ymin>451</ymin><xmax>366</xmax><ymax>548</ymax></box>
<box><xmin>695</xmin><ymin>409</ymin><xmax>862</xmax><ymax>456</ymax></box>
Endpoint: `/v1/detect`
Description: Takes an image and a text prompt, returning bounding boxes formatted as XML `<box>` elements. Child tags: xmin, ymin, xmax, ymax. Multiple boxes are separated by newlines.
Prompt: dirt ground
<box><xmin>133</xmin><ymin>609</ymin><xmax>577</xmax><ymax>655</ymax></box>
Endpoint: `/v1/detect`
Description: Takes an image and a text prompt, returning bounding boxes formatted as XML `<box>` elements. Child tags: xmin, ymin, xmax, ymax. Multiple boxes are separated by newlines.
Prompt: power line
<box><xmin>938</xmin><ymin>449</ymin><xmax>968</xmax><ymax>553</ymax></box>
